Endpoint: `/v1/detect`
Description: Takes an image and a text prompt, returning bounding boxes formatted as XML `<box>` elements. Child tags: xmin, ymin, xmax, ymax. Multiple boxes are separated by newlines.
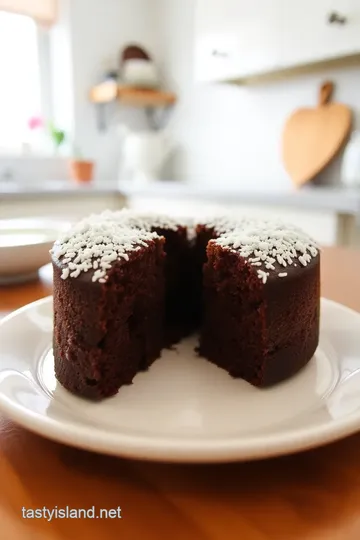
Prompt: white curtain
<box><xmin>0</xmin><ymin>0</ymin><xmax>57</xmax><ymax>25</ymax></box>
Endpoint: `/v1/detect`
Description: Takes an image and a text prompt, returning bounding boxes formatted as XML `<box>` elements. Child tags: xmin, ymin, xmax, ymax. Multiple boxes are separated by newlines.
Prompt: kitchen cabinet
<box><xmin>0</xmin><ymin>191</ymin><xmax>125</xmax><ymax>220</ymax></box>
<box><xmin>194</xmin><ymin>0</ymin><xmax>281</xmax><ymax>82</ymax></box>
<box><xmin>119</xmin><ymin>182</ymin><xmax>360</xmax><ymax>248</ymax></box>
<box><xmin>280</xmin><ymin>0</ymin><xmax>360</xmax><ymax>68</ymax></box>
<box><xmin>4</xmin><ymin>183</ymin><xmax>359</xmax><ymax>248</ymax></box>
<box><xmin>127</xmin><ymin>195</ymin><xmax>339</xmax><ymax>246</ymax></box>
<box><xmin>194</xmin><ymin>0</ymin><xmax>360</xmax><ymax>82</ymax></box>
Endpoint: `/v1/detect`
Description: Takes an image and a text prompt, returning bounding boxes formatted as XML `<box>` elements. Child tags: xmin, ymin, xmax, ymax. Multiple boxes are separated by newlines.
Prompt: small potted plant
<box><xmin>48</xmin><ymin>123</ymin><xmax>94</xmax><ymax>183</ymax></box>
<box><xmin>27</xmin><ymin>116</ymin><xmax>95</xmax><ymax>183</ymax></box>
<box><xmin>68</xmin><ymin>145</ymin><xmax>94</xmax><ymax>184</ymax></box>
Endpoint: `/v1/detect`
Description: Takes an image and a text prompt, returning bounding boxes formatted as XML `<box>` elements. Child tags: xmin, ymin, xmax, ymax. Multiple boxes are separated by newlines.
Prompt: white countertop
<box><xmin>1</xmin><ymin>180</ymin><xmax>360</xmax><ymax>216</ymax></box>
<box><xmin>119</xmin><ymin>181</ymin><xmax>360</xmax><ymax>215</ymax></box>
<box><xmin>0</xmin><ymin>180</ymin><xmax>119</xmax><ymax>197</ymax></box>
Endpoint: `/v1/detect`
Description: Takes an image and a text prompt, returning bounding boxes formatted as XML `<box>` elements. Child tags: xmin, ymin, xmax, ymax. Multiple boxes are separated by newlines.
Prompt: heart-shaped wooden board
<box><xmin>282</xmin><ymin>82</ymin><xmax>352</xmax><ymax>187</ymax></box>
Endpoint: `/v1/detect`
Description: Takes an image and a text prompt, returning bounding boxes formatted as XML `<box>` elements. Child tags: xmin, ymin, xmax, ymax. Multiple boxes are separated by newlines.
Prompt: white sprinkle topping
<box><xmin>215</xmin><ymin>219</ymin><xmax>319</xmax><ymax>284</ymax></box>
<box><xmin>198</xmin><ymin>214</ymin><xmax>256</xmax><ymax>235</ymax></box>
<box><xmin>51</xmin><ymin>217</ymin><xmax>159</xmax><ymax>282</ymax></box>
<box><xmin>89</xmin><ymin>208</ymin><xmax>183</xmax><ymax>232</ymax></box>
<box><xmin>61</xmin><ymin>267</ymin><xmax>70</xmax><ymax>280</ymax></box>
<box><xmin>257</xmin><ymin>269</ymin><xmax>270</xmax><ymax>284</ymax></box>
<box><xmin>53</xmin><ymin>212</ymin><xmax>319</xmax><ymax>287</ymax></box>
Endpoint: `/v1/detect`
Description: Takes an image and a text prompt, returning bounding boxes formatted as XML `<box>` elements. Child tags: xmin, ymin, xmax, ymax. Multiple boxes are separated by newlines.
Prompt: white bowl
<box><xmin>0</xmin><ymin>218</ymin><xmax>69</xmax><ymax>284</ymax></box>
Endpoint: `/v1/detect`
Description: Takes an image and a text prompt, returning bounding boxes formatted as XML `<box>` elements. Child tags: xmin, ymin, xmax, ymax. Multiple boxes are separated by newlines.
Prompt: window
<box><xmin>0</xmin><ymin>10</ymin><xmax>50</xmax><ymax>153</ymax></box>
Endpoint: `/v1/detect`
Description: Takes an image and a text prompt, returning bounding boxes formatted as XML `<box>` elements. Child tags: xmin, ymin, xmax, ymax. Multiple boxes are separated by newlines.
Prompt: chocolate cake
<box><xmin>51</xmin><ymin>211</ymin><xmax>320</xmax><ymax>399</ymax></box>
<box><xmin>193</xmin><ymin>215</ymin><xmax>253</xmax><ymax>323</ymax></box>
<box><xmin>52</xmin><ymin>220</ymin><xmax>165</xmax><ymax>399</ymax></box>
<box><xmin>199</xmin><ymin>220</ymin><xmax>320</xmax><ymax>386</ymax></box>
<box><xmin>94</xmin><ymin>210</ymin><xmax>197</xmax><ymax>344</ymax></box>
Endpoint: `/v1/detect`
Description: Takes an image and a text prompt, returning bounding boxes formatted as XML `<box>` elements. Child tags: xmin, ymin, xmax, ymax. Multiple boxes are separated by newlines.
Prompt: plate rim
<box><xmin>0</xmin><ymin>296</ymin><xmax>360</xmax><ymax>463</ymax></box>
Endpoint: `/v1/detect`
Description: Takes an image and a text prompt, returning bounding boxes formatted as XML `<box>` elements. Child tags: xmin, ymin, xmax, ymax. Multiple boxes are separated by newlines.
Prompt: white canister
<box><xmin>118</xmin><ymin>125</ymin><xmax>173</xmax><ymax>185</ymax></box>
<box><xmin>122</xmin><ymin>59</ymin><xmax>159</xmax><ymax>89</ymax></box>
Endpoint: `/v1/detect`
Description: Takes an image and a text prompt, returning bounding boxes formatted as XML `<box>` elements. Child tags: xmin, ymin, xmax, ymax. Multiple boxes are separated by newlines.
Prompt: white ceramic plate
<box><xmin>38</xmin><ymin>263</ymin><xmax>53</xmax><ymax>286</ymax></box>
<box><xmin>0</xmin><ymin>296</ymin><xmax>360</xmax><ymax>463</ymax></box>
<box><xmin>0</xmin><ymin>218</ymin><xmax>69</xmax><ymax>284</ymax></box>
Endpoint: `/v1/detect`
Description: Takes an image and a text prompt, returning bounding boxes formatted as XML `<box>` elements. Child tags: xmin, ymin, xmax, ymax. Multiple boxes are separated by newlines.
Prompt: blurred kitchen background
<box><xmin>1</xmin><ymin>0</ymin><xmax>360</xmax><ymax>285</ymax></box>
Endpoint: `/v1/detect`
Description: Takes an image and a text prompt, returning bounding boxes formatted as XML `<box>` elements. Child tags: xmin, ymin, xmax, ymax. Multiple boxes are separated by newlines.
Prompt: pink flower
<box><xmin>28</xmin><ymin>116</ymin><xmax>44</xmax><ymax>130</ymax></box>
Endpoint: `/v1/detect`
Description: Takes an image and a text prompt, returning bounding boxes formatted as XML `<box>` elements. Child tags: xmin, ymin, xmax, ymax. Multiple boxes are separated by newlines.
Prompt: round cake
<box><xmin>51</xmin><ymin>210</ymin><xmax>320</xmax><ymax>399</ymax></box>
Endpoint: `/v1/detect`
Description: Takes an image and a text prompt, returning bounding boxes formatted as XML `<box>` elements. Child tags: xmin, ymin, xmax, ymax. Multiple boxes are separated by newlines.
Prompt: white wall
<box><xmin>157</xmin><ymin>0</ymin><xmax>360</xmax><ymax>190</ymax></box>
<box><xmin>71</xmin><ymin>0</ymin><xmax>163</xmax><ymax>180</ymax></box>
<box><xmin>50</xmin><ymin>0</ymin><xmax>161</xmax><ymax>181</ymax></box>
<box><xmin>49</xmin><ymin>0</ymin><xmax>360</xmax><ymax>188</ymax></box>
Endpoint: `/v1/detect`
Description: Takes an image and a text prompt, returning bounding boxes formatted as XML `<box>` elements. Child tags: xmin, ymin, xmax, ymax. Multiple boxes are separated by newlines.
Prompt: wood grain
<box><xmin>0</xmin><ymin>246</ymin><xmax>359</xmax><ymax>539</ymax></box>
<box><xmin>282</xmin><ymin>81</ymin><xmax>352</xmax><ymax>187</ymax></box>
<box><xmin>89</xmin><ymin>82</ymin><xmax>176</xmax><ymax>107</ymax></box>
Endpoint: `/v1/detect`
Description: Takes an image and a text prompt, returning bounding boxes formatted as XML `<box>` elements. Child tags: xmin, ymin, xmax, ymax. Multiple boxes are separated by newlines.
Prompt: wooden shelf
<box><xmin>90</xmin><ymin>81</ymin><xmax>176</xmax><ymax>107</ymax></box>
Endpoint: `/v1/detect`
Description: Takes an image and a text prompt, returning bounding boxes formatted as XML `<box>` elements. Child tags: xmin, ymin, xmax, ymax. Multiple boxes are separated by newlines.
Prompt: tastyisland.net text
<box><xmin>22</xmin><ymin>506</ymin><xmax>122</xmax><ymax>521</ymax></box>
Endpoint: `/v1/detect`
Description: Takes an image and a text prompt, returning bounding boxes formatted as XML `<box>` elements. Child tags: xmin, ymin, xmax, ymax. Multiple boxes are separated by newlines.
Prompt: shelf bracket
<box><xmin>145</xmin><ymin>106</ymin><xmax>173</xmax><ymax>131</ymax></box>
<box><xmin>95</xmin><ymin>102</ymin><xmax>109</xmax><ymax>132</ymax></box>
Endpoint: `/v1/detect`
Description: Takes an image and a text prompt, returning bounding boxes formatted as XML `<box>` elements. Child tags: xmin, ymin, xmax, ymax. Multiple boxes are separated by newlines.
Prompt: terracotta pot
<box><xmin>69</xmin><ymin>160</ymin><xmax>94</xmax><ymax>183</ymax></box>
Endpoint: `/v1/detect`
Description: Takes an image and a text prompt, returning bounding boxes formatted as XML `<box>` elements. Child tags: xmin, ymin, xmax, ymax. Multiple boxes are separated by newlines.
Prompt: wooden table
<box><xmin>1</xmin><ymin>247</ymin><xmax>360</xmax><ymax>540</ymax></box>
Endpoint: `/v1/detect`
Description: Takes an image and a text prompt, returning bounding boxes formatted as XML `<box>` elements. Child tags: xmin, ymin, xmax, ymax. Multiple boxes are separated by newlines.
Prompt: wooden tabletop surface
<box><xmin>0</xmin><ymin>247</ymin><xmax>360</xmax><ymax>540</ymax></box>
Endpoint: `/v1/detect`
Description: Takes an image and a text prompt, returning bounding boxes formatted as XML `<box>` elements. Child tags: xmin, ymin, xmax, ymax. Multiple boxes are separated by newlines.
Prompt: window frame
<box><xmin>37</xmin><ymin>23</ymin><xmax>53</xmax><ymax>128</ymax></box>
<box><xmin>0</xmin><ymin>9</ymin><xmax>54</xmax><ymax>155</ymax></box>
<box><xmin>0</xmin><ymin>10</ymin><xmax>69</xmax><ymax>187</ymax></box>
